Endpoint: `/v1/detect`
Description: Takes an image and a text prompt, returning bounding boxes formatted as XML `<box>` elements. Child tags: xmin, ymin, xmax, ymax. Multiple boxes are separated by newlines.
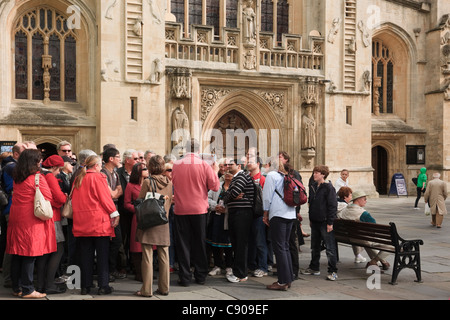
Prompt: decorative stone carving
<box><xmin>440</xmin><ymin>15</ymin><xmax>450</xmax><ymax>75</ymax></box>
<box><xmin>301</xmin><ymin>105</ymin><xmax>316</xmax><ymax>151</ymax></box>
<box><xmin>357</xmin><ymin>20</ymin><xmax>370</xmax><ymax>47</ymax></box>
<box><xmin>260</xmin><ymin>91</ymin><xmax>286</xmax><ymax>124</ymax></box>
<box><xmin>168</xmin><ymin>68</ymin><xmax>192</xmax><ymax>99</ymax></box>
<box><xmin>444</xmin><ymin>83</ymin><xmax>450</xmax><ymax>101</ymax></box>
<box><xmin>243</xmin><ymin>50</ymin><xmax>256</xmax><ymax>70</ymax></box>
<box><xmin>201</xmin><ymin>89</ymin><xmax>231</xmax><ymax>122</ymax></box>
<box><xmin>348</xmin><ymin>36</ymin><xmax>357</xmax><ymax>53</ymax></box>
<box><xmin>147</xmin><ymin>0</ymin><xmax>162</xmax><ymax>24</ymax></box>
<box><xmin>242</xmin><ymin>0</ymin><xmax>256</xmax><ymax>46</ymax></box>
<box><xmin>105</xmin><ymin>0</ymin><xmax>118</xmax><ymax>20</ymax></box>
<box><xmin>300</xmin><ymin>79</ymin><xmax>320</xmax><ymax>105</ymax></box>
<box><xmin>151</xmin><ymin>58</ymin><xmax>163</xmax><ymax>83</ymax></box>
<box><xmin>133</xmin><ymin>18</ymin><xmax>143</xmax><ymax>36</ymax></box>
<box><xmin>42</xmin><ymin>36</ymin><xmax>52</xmax><ymax>105</ymax></box>
<box><xmin>327</xmin><ymin>18</ymin><xmax>341</xmax><ymax>44</ymax></box>
<box><xmin>172</xmin><ymin>104</ymin><xmax>190</xmax><ymax>145</ymax></box>
<box><xmin>363</xmin><ymin>70</ymin><xmax>372</xmax><ymax>92</ymax></box>
<box><xmin>373</xmin><ymin>76</ymin><xmax>382</xmax><ymax>115</ymax></box>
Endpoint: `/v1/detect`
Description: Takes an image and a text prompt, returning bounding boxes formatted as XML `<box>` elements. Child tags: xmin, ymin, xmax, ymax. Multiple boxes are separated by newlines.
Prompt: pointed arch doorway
<box><xmin>201</xmin><ymin>90</ymin><xmax>283</xmax><ymax>164</ymax></box>
<box><xmin>372</xmin><ymin>146</ymin><xmax>388</xmax><ymax>195</ymax></box>
<box><xmin>211</xmin><ymin>110</ymin><xmax>253</xmax><ymax>162</ymax></box>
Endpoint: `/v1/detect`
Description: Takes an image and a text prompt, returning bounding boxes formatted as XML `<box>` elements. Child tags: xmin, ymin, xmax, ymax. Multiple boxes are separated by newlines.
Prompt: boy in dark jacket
<box><xmin>302</xmin><ymin>165</ymin><xmax>338</xmax><ymax>281</ymax></box>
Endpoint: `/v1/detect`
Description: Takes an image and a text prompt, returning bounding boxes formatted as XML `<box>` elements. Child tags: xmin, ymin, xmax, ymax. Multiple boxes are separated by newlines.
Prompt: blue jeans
<box><xmin>248</xmin><ymin>216</ymin><xmax>268</xmax><ymax>272</ymax></box>
<box><xmin>309</xmin><ymin>221</ymin><xmax>338</xmax><ymax>273</ymax></box>
<box><xmin>270</xmin><ymin>217</ymin><xmax>295</xmax><ymax>284</ymax></box>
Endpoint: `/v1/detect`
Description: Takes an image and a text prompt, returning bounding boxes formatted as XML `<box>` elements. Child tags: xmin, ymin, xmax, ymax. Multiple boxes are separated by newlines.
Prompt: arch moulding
<box><xmin>201</xmin><ymin>89</ymin><xmax>284</xmax><ymax>153</ymax></box>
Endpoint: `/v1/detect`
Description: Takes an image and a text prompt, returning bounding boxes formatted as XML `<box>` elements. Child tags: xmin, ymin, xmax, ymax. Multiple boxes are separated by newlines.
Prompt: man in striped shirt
<box><xmin>222</xmin><ymin>159</ymin><xmax>255</xmax><ymax>283</ymax></box>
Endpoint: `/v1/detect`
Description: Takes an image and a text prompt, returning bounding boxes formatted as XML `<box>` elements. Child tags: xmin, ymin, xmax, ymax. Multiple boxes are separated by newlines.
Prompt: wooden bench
<box><xmin>333</xmin><ymin>219</ymin><xmax>424</xmax><ymax>285</ymax></box>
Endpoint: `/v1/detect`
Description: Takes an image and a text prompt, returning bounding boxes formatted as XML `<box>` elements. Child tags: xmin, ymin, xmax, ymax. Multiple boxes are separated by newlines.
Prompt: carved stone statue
<box><xmin>133</xmin><ymin>18</ymin><xmax>143</xmax><ymax>36</ymax></box>
<box><xmin>301</xmin><ymin>105</ymin><xmax>316</xmax><ymax>150</ymax></box>
<box><xmin>242</xmin><ymin>0</ymin><xmax>256</xmax><ymax>45</ymax></box>
<box><xmin>152</xmin><ymin>58</ymin><xmax>163</xmax><ymax>82</ymax></box>
<box><xmin>327</xmin><ymin>18</ymin><xmax>341</xmax><ymax>44</ymax></box>
<box><xmin>172</xmin><ymin>104</ymin><xmax>190</xmax><ymax>145</ymax></box>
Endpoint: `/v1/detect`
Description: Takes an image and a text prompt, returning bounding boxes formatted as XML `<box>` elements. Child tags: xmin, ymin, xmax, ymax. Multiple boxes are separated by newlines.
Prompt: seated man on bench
<box><xmin>338</xmin><ymin>191</ymin><xmax>390</xmax><ymax>271</ymax></box>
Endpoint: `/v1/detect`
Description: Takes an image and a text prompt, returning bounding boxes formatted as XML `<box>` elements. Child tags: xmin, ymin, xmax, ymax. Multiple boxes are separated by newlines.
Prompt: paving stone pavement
<box><xmin>0</xmin><ymin>196</ymin><xmax>449</xmax><ymax>308</ymax></box>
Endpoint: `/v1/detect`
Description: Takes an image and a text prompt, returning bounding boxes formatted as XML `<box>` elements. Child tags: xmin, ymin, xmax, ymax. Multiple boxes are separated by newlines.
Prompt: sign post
<box><xmin>388</xmin><ymin>173</ymin><xmax>408</xmax><ymax>197</ymax></box>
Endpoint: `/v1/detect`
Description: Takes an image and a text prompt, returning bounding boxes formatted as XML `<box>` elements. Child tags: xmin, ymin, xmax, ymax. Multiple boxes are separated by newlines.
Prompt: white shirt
<box><xmin>262</xmin><ymin>171</ymin><xmax>296</xmax><ymax>221</ymax></box>
<box><xmin>335</xmin><ymin>177</ymin><xmax>349</xmax><ymax>193</ymax></box>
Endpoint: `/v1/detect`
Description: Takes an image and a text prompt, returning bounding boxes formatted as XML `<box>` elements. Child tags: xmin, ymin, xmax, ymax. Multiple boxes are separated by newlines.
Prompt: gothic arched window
<box><xmin>226</xmin><ymin>0</ymin><xmax>238</xmax><ymax>28</ymax></box>
<box><xmin>260</xmin><ymin>0</ymin><xmax>273</xmax><ymax>33</ymax></box>
<box><xmin>13</xmin><ymin>6</ymin><xmax>77</xmax><ymax>102</ymax></box>
<box><xmin>277</xmin><ymin>0</ymin><xmax>289</xmax><ymax>43</ymax></box>
<box><xmin>206</xmin><ymin>0</ymin><xmax>220</xmax><ymax>37</ymax></box>
<box><xmin>372</xmin><ymin>39</ymin><xmax>394</xmax><ymax>114</ymax></box>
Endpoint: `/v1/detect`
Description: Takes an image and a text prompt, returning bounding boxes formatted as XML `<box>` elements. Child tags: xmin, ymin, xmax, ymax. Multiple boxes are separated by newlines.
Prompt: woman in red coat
<box><xmin>123</xmin><ymin>162</ymin><xmax>148</xmax><ymax>281</ymax></box>
<box><xmin>6</xmin><ymin>149</ymin><xmax>55</xmax><ymax>299</ymax></box>
<box><xmin>71</xmin><ymin>155</ymin><xmax>120</xmax><ymax>295</ymax></box>
<box><xmin>36</xmin><ymin>155</ymin><xmax>68</xmax><ymax>294</ymax></box>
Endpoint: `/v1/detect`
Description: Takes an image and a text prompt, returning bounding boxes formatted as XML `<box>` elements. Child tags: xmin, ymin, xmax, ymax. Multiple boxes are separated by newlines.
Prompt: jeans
<box><xmin>270</xmin><ymin>217</ymin><xmax>295</xmax><ymax>284</ymax></box>
<box><xmin>309</xmin><ymin>221</ymin><xmax>338</xmax><ymax>273</ymax></box>
<box><xmin>11</xmin><ymin>255</ymin><xmax>36</xmax><ymax>296</ymax></box>
<box><xmin>415</xmin><ymin>187</ymin><xmax>425</xmax><ymax>207</ymax></box>
<box><xmin>248</xmin><ymin>216</ymin><xmax>268</xmax><ymax>272</ymax></box>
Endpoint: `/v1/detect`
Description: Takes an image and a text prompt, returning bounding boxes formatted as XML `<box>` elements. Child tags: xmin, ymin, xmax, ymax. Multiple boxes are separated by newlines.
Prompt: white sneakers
<box><xmin>226</xmin><ymin>274</ymin><xmax>248</xmax><ymax>283</ymax></box>
<box><xmin>208</xmin><ymin>266</ymin><xmax>221</xmax><ymax>276</ymax></box>
<box><xmin>253</xmin><ymin>269</ymin><xmax>268</xmax><ymax>278</ymax></box>
<box><xmin>208</xmin><ymin>266</ymin><xmax>233</xmax><ymax>276</ymax></box>
<box><xmin>354</xmin><ymin>254</ymin><xmax>367</xmax><ymax>263</ymax></box>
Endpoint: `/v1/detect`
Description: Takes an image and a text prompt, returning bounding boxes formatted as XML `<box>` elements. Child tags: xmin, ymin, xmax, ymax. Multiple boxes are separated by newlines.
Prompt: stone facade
<box><xmin>0</xmin><ymin>0</ymin><xmax>449</xmax><ymax>195</ymax></box>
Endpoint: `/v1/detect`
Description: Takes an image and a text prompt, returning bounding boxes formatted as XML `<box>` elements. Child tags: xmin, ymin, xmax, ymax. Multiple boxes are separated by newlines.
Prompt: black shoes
<box><xmin>98</xmin><ymin>286</ymin><xmax>114</xmax><ymax>295</ymax></box>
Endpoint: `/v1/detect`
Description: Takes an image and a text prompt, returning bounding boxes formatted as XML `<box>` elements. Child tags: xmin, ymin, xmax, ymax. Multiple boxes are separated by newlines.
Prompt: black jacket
<box><xmin>308</xmin><ymin>181</ymin><xmax>337</xmax><ymax>225</ymax></box>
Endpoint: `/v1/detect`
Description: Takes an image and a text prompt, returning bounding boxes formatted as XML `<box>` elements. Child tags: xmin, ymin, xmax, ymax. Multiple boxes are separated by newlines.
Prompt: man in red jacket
<box><xmin>172</xmin><ymin>139</ymin><xmax>220</xmax><ymax>286</ymax></box>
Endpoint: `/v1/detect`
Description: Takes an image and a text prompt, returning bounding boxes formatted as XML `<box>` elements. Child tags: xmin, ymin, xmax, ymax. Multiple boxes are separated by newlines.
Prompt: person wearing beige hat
<box><xmin>339</xmin><ymin>190</ymin><xmax>391</xmax><ymax>271</ymax></box>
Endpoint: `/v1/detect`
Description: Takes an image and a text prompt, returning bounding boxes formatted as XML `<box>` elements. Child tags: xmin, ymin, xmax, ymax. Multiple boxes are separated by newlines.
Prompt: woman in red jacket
<box><xmin>6</xmin><ymin>149</ymin><xmax>55</xmax><ymax>299</ymax></box>
<box><xmin>71</xmin><ymin>155</ymin><xmax>120</xmax><ymax>295</ymax></box>
<box><xmin>123</xmin><ymin>162</ymin><xmax>149</xmax><ymax>281</ymax></box>
<box><xmin>36</xmin><ymin>155</ymin><xmax>68</xmax><ymax>294</ymax></box>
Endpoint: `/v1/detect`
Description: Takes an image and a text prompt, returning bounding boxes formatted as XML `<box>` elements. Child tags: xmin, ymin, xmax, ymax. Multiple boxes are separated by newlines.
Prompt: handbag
<box><xmin>61</xmin><ymin>187</ymin><xmax>73</xmax><ymax>219</ymax></box>
<box><xmin>134</xmin><ymin>177</ymin><xmax>168</xmax><ymax>230</ymax></box>
<box><xmin>34</xmin><ymin>173</ymin><xmax>53</xmax><ymax>221</ymax></box>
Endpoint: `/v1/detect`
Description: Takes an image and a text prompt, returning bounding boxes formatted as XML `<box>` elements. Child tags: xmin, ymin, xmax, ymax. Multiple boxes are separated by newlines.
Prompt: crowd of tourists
<box><xmin>4</xmin><ymin>138</ymin><xmax>443</xmax><ymax>298</ymax></box>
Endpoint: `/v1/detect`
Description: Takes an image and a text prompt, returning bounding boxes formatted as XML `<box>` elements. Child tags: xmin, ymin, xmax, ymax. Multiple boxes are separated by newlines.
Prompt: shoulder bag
<box><xmin>34</xmin><ymin>173</ymin><xmax>53</xmax><ymax>221</ymax></box>
<box><xmin>61</xmin><ymin>186</ymin><xmax>73</xmax><ymax>219</ymax></box>
<box><xmin>134</xmin><ymin>177</ymin><xmax>168</xmax><ymax>230</ymax></box>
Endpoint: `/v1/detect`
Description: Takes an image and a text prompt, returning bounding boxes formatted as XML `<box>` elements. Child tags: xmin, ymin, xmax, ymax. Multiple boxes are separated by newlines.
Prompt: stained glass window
<box><xmin>14</xmin><ymin>31</ymin><xmax>28</xmax><ymax>99</ymax></box>
<box><xmin>190</xmin><ymin>0</ymin><xmax>202</xmax><ymax>26</ymax></box>
<box><xmin>171</xmin><ymin>0</ymin><xmax>184</xmax><ymax>24</ymax></box>
<box><xmin>226</xmin><ymin>0</ymin><xmax>238</xmax><ymax>28</ymax></box>
<box><xmin>49</xmin><ymin>34</ymin><xmax>61</xmax><ymax>101</ymax></box>
<box><xmin>65</xmin><ymin>35</ymin><xmax>77</xmax><ymax>102</ymax></box>
<box><xmin>277</xmin><ymin>0</ymin><xmax>289</xmax><ymax>43</ymax></box>
<box><xmin>13</xmin><ymin>6</ymin><xmax>77</xmax><ymax>102</ymax></box>
<box><xmin>372</xmin><ymin>39</ymin><xmax>394</xmax><ymax>114</ymax></box>
<box><xmin>206</xmin><ymin>0</ymin><xmax>220</xmax><ymax>37</ymax></box>
<box><xmin>261</xmin><ymin>0</ymin><xmax>273</xmax><ymax>32</ymax></box>
<box><xmin>32</xmin><ymin>32</ymin><xmax>44</xmax><ymax>100</ymax></box>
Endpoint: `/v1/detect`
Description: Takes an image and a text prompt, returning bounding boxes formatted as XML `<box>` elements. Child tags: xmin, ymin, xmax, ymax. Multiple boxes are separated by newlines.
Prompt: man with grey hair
<box><xmin>57</xmin><ymin>140</ymin><xmax>72</xmax><ymax>158</ymax></box>
<box><xmin>424</xmin><ymin>172</ymin><xmax>447</xmax><ymax>228</ymax></box>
